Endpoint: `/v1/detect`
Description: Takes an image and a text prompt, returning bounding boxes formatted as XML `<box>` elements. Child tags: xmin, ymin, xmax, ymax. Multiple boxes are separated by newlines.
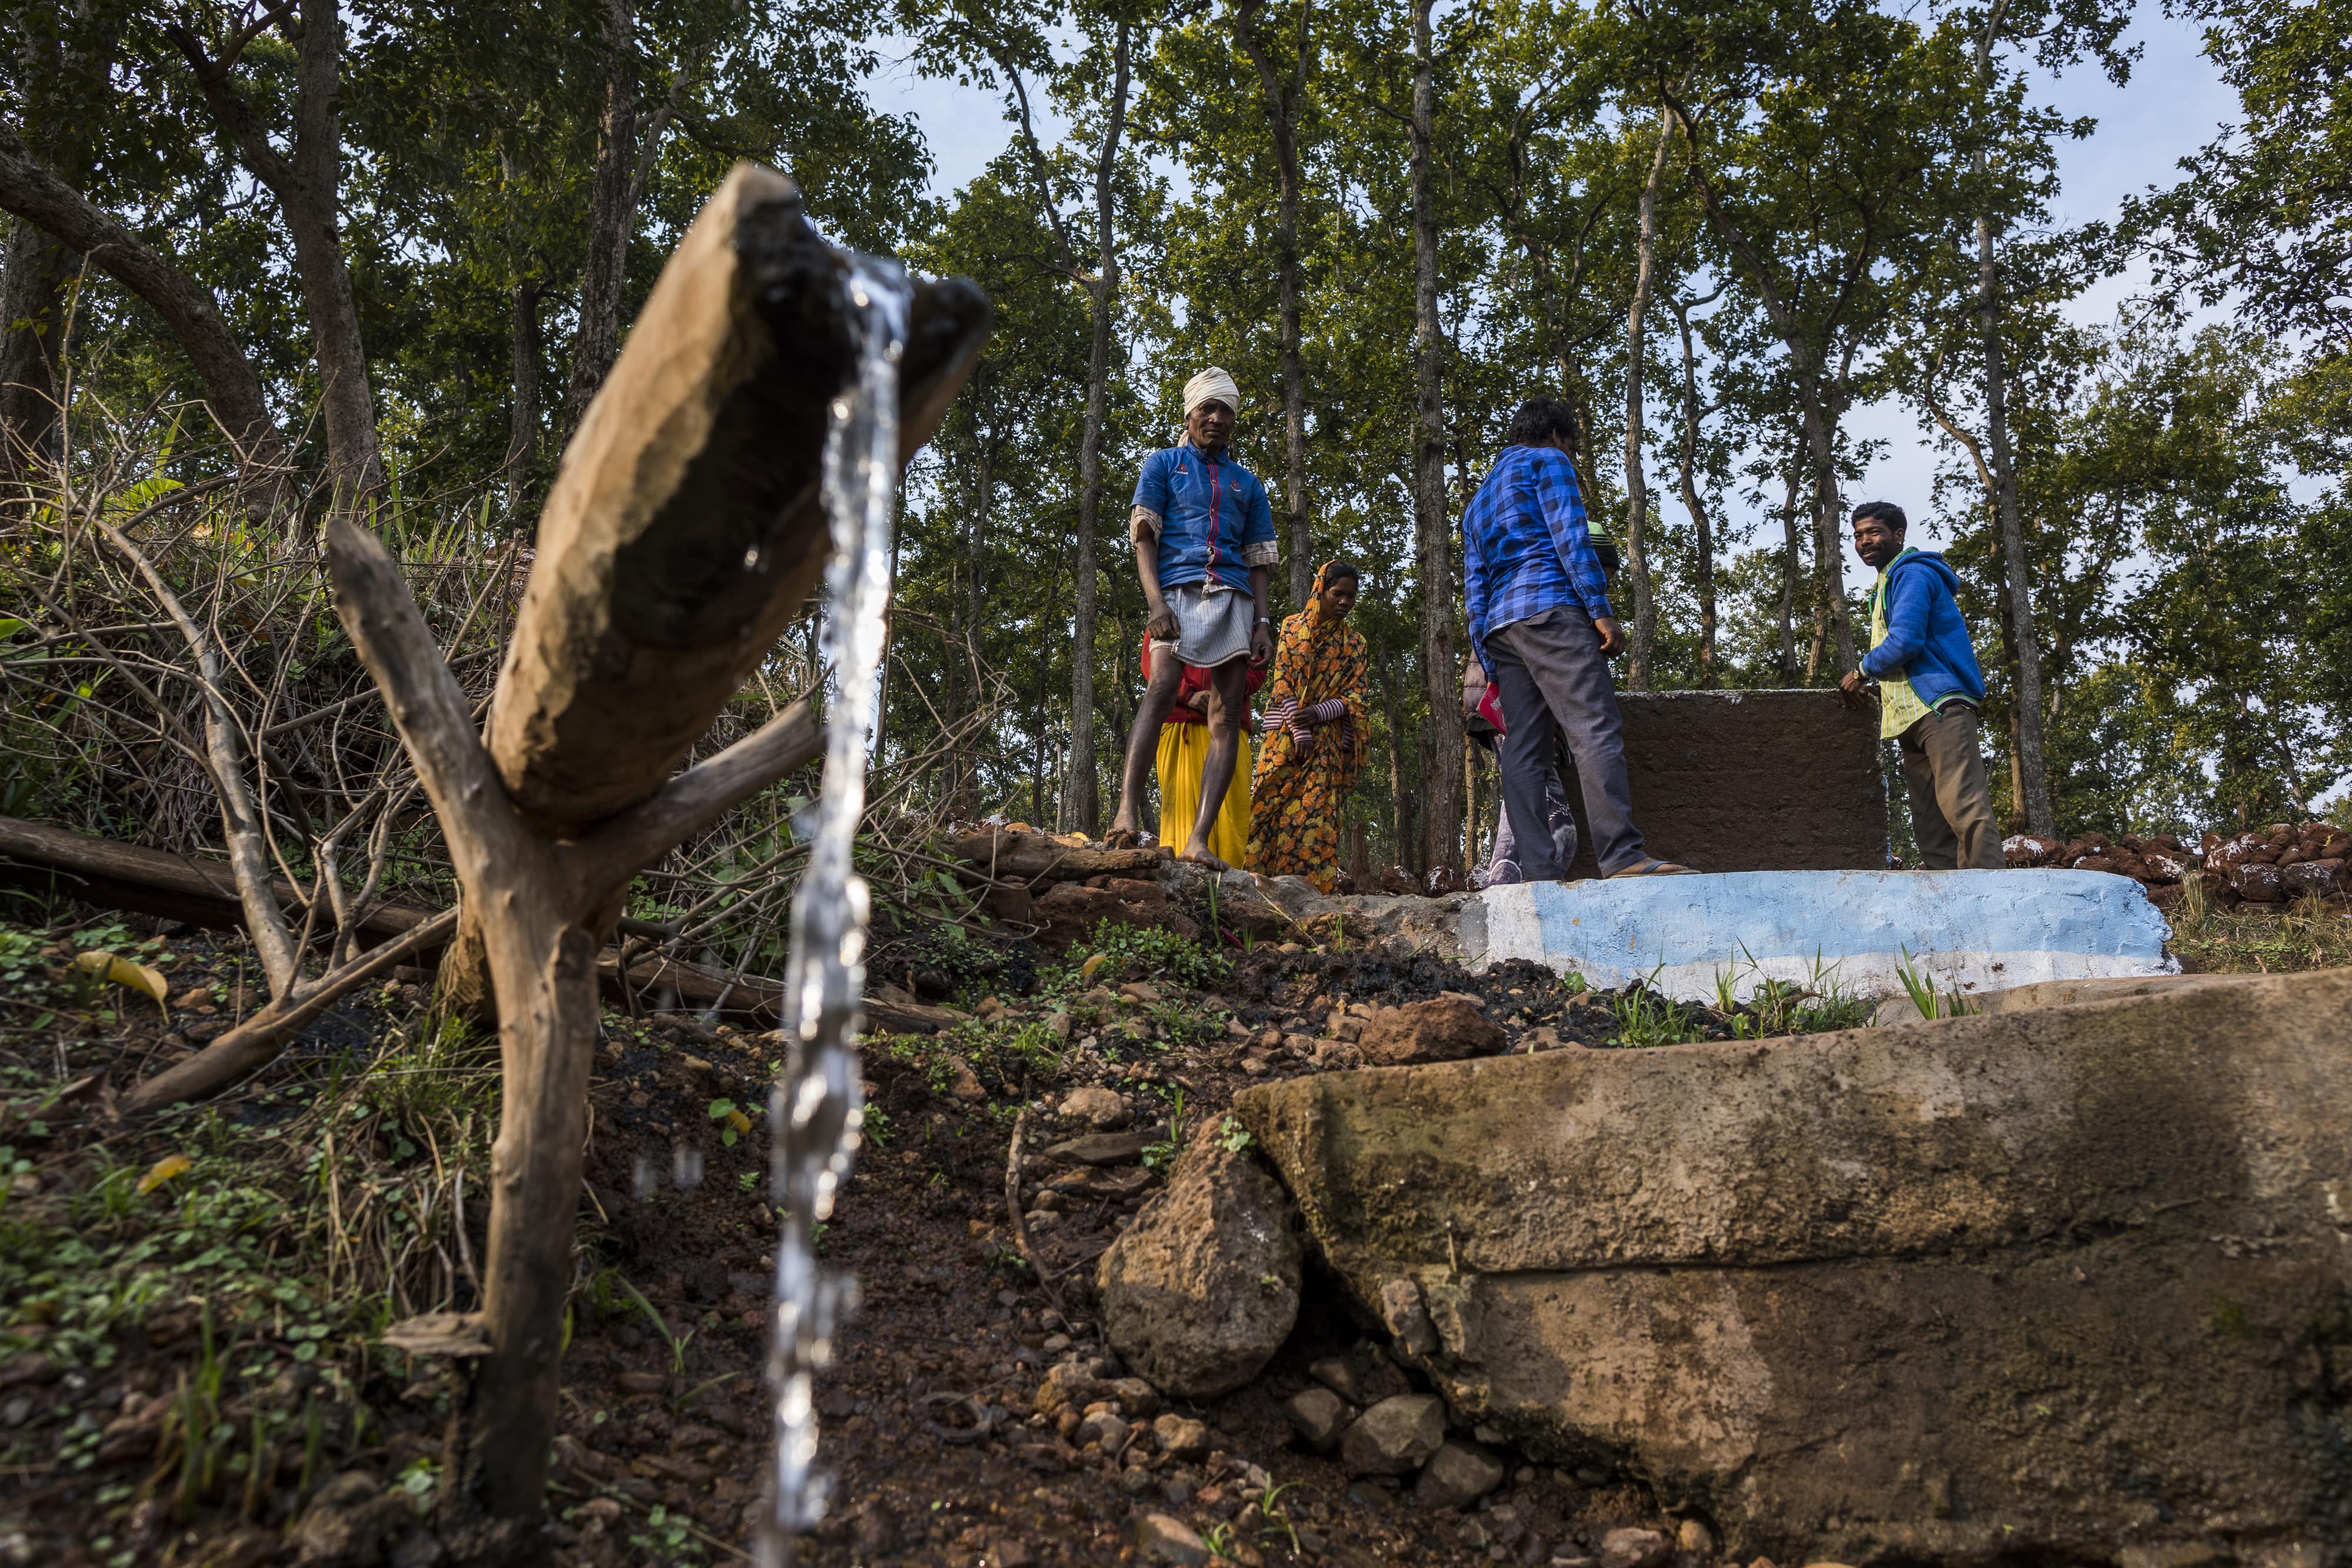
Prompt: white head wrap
<box><xmin>1183</xmin><ymin>367</ymin><xmax>1241</xmax><ymax>419</ymax></box>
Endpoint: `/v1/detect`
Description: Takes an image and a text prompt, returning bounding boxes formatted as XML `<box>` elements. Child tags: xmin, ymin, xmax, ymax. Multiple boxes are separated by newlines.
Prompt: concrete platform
<box><xmin>1464</xmin><ymin>868</ymin><xmax>2174</xmax><ymax>1002</ymax></box>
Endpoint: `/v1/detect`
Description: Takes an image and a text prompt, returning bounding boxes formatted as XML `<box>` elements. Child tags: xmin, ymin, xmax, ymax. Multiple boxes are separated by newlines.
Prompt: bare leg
<box><xmin>1106</xmin><ymin>645</ymin><xmax>1188</xmax><ymax>845</ymax></box>
<box><xmin>1180</xmin><ymin>657</ymin><xmax>1250</xmax><ymax>869</ymax></box>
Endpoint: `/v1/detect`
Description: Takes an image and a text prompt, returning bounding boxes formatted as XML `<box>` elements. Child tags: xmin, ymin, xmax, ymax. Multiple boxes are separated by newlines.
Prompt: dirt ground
<box><xmin>2</xmin><ymin>892</ymin><xmax>2344</xmax><ymax>1567</ymax></box>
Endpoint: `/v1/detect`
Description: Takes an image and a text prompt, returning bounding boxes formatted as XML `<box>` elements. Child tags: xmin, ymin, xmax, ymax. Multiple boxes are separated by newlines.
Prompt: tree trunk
<box><xmin>1374</xmin><ymin>632</ymin><xmax>1410</xmax><ymax>874</ymax></box>
<box><xmin>1776</xmin><ymin>444</ymin><xmax>1802</xmax><ymax>681</ymax></box>
<box><xmin>171</xmin><ymin>0</ymin><xmax>379</xmax><ymax>500</ymax></box>
<box><xmin>1234</xmin><ymin>0</ymin><xmax>1312</xmax><ymax>609</ymax></box>
<box><xmin>567</xmin><ymin>0</ymin><xmax>637</xmax><ymax>429</ymax></box>
<box><xmin>1800</xmin><ymin>386</ymin><xmax>1855</xmax><ymax>678</ymax></box>
<box><xmin>1670</xmin><ymin>296</ymin><xmax>1717</xmax><ymax>687</ymax></box>
<box><xmin>0</xmin><ymin>215</ymin><xmax>67</xmax><ymax>482</ymax></box>
<box><xmin>1408</xmin><ymin>0</ymin><xmax>1461</xmax><ymax>876</ymax></box>
<box><xmin>1976</xmin><ymin>154</ymin><xmax>2053</xmax><ymax>828</ymax></box>
<box><xmin>0</xmin><ymin>124</ymin><xmax>286</xmax><ymax>473</ymax></box>
<box><xmin>1621</xmin><ymin>110</ymin><xmax>1670</xmax><ymax>692</ymax></box>
<box><xmin>505</xmin><ymin>278</ymin><xmax>540</xmax><ymax>516</ymax></box>
<box><xmin>1063</xmin><ymin>22</ymin><xmax>1131</xmax><ymax>838</ymax></box>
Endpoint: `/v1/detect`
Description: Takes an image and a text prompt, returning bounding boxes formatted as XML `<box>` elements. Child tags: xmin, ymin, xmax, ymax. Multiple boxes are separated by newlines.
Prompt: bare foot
<box><xmin>1177</xmin><ymin>844</ymin><xmax>1231</xmax><ymax>871</ymax></box>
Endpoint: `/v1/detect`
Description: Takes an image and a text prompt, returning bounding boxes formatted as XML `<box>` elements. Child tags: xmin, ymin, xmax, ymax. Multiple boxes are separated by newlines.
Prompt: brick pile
<box><xmin>2003</xmin><ymin>820</ymin><xmax>2351</xmax><ymax>907</ymax></box>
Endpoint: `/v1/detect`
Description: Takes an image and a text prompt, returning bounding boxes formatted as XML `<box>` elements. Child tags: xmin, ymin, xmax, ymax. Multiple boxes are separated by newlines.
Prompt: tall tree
<box><xmin>1407</xmin><ymin>0</ymin><xmax>1461</xmax><ymax>874</ymax></box>
<box><xmin>167</xmin><ymin>0</ymin><xmax>380</xmax><ymax>500</ymax></box>
<box><xmin>1231</xmin><ymin>0</ymin><xmax>1314</xmax><ymax>607</ymax></box>
<box><xmin>1621</xmin><ymin>106</ymin><xmax>1670</xmax><ymax>690</ymax></box>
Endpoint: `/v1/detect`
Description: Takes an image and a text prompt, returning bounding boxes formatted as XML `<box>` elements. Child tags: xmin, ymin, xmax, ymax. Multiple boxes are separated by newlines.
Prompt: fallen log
<box><xmin>947</xmin><ymin>829</ymin><xmax>1170</xmax><ymax>884</ymax></box>
<box><xmin>594</xmin><ymin>947</ymin><xmax>965</xmax><ymax>1035</ymax></box>
<box><xmin>0</xmin><ymin>814</ymin><xmax>439</xmax><ymax>945</ymax></box>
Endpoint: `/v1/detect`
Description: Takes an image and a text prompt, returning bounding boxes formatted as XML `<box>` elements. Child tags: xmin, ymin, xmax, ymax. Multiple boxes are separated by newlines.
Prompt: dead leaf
<box><xmin>75</xmin><ymin>951</ymin><xmax>170</xmax><ymax>1012</ymax></box>
<box><xmin>136</xmin><ymin>1154</ymin><xmax>192</xmax><ymax>1194</ymax></box>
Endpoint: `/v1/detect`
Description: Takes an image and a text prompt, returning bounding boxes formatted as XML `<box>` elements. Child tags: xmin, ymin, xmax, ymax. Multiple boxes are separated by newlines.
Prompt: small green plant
<box><xmin>1214</xmin><ymin>1114</ymin><xmax>1254</xmax><ymax>1154</ymax></box>
<box><xmin>857</xmin><ymin>1103</ymin><xmax>893</xmax><ymax>1148</ymax></box>
<box><xmin>1895</xmin><ymin>948</ymin><xmax>1977</xmax><ymax>1022</ymax></box>
<box><xmin>706</xmin><ymin>1098</ymin><xmax>751</xmax><ymax>1147</ymax></box>
<box><xmin>737</xmin><ymin>1170</ymin><xmax>758</xmax><ymax>1193</ymax></box>
<box><xmin>1141</xmin><ymin>1088</ymin><xmax>1190</xmax><ymax>1172</ymax></box>
<box><xmin>1606</xmin><ymin>974</ymin><xmax>1705</xmax><ymax>1049</ymax></box>
<box><xmin>614</xmin><ymin>1275</ymin><xmax>694</xmax><ymax>1376</ymax></box>
<box><xmin>1252</xmin><ymin>1476</ymin><xmax>1305</xmax><ymax>1552</ymax></box>
<box><xmin>1048</xmin><ymin>920</ymin><xmax>1232</xmax><ymax>992</ymax></box>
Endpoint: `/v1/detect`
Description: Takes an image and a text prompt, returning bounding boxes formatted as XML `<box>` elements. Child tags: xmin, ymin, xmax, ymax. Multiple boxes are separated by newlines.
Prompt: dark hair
<box><xmin>1321</xmin><ymin>559</ymin><xmax>1361</xmax><ymax>587</ymax></box>
<box><xmin>1591</xmin><ymin>538</ymin><xmax>1621</xmax><ymax>575</ymax></box>
<box><xmin>1852</xmin><ymin>500</ymin><xmax>1908</xmax><ymax>532</ymax></box>
<box><xmin>1506</xmin><ymin>397</ymin><xmax>1578</xmax><ymax>449</ymax></box>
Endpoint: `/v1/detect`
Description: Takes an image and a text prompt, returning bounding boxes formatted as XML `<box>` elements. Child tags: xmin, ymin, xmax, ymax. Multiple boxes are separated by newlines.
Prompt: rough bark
<box><xmin>171</xmin><ymin>0</ymin><xmax>377</xmax><ymax>500</ymax></box>
<box><xmin>0</xmin><ymin>214</ymin><xmax>68</xmax><ymax>479</ymax></box>
<box><xmin>1408</xmin><ymin>0</ymin><xmax>1462</xmax><ymax>875</ymax></box>
<box><xmin>1622</xmin><ymin>110</ymin><xmax>1670</xmax><ymax>692</ymax></box>
<box><xmin>1776</xmin><ymin>442</ymin><xmax>1803</xmax><ymax>681</ymax></box>
<box><xmin>566</xmin><ymin>0</ymin><xmax>637</xmax><ymax>428</ymax></box>
<box><xmin>1670</xmin><ymin>291</ymin><xmax>1721</xmax><ymax>686</ymax></box>
<box><xmin>1234</xmin><ymin>0</ymin><xmax>1313</xmax><ymax>609</ymax></box>
<box><xmin>1063</xmin><ymin>23</ymin><xmax>1131</xmax><ymax>837</ymax></box>
<box><xmin>447</xmin><ymin>165</ymin><xmax>987</xmax><ymax>1014</ymax></box>
<box><xmin>505</xmin><ymin>276</ymin><xmax>540</xmax><ymax>515</ymax></box>
<box><xmin>0</xmin><ymin>121</ymin><xmax>285</xmax><ymax>472</ymax></box>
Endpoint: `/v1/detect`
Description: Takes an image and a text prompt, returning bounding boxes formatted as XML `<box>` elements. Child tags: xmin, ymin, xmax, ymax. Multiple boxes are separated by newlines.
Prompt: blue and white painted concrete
<box><xmin>1465</xmin><ymin>870</ymin><xmax>2175</xmax><ymax>1003</ymax></box>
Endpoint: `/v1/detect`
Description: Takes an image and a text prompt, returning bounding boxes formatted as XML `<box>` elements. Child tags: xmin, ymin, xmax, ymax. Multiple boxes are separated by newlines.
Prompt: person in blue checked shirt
<box><xmin>1462</xmin><ymin>397</ymin><xmax>1694</xmax><ymax>879</ymax></box>
<box><xmin>1104</xmin><ymin>367</ymin><xmax>1281</xmax><ymax>865</ymax></box>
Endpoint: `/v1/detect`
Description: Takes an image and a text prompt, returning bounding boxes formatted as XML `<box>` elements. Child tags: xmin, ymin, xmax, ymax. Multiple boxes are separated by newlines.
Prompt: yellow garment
<box><xmin>1156</xmin><ymin>721</ymin><xmax>1252</xmax><ymax>865</ymax></box>
<box><xmin>1869</xmin><ymin>552</ymin><xmax>1932</xmax><ymax>741</ymax></box>
<box><xmin>1248</xmin><ymin>560</ymin><xmax>1370</xmax><ymax>892</ymax></box>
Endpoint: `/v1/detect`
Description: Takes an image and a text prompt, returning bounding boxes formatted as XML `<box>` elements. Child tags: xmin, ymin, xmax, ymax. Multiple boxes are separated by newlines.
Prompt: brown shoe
<box><xmin>1606</xmin><ymin>858</ymin><xmax>1699</xmax><ymax>877</ymax></box>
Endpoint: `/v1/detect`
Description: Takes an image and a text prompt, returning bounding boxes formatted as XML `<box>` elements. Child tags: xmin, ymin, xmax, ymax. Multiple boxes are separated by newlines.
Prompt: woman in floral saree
<box><xmin>1247</xmin><ymin>559</ymin><xmax>1368</xmax><ymax>891</ymax></box>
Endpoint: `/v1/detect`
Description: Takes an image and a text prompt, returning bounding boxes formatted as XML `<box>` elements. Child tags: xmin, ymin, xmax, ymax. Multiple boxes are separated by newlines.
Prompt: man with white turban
<box><xmin>1104</xmin><ymin>367</ymin><xmax>1281</xmax><ymax>865</ymax></box>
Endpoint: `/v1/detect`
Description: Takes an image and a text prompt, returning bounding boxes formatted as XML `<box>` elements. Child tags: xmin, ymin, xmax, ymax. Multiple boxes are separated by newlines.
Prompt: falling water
<box><xmin>758</xmin><ymin>253</ymin><xmax>909</xmax><ymax>1566</ymax></box>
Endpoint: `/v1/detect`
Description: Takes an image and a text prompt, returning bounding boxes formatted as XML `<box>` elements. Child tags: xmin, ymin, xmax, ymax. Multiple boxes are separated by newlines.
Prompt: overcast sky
<box><xmin>860</xmin><ymin>9</ymin><xmax>2240</xmax><ymax>565</ymax></box>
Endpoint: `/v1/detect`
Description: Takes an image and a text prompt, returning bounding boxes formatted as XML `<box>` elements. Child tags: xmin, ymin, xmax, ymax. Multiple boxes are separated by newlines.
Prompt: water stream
<box><xmin>757</xmin><ymin>253</ymin><xmax>910</xmax><ymax>1566</ymax></box>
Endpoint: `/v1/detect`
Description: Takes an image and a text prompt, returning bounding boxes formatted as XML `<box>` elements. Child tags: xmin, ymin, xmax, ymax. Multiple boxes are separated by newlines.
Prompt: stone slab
<box><xmin>1469</xmin><ymin>868</ymin><xmax>2174</xmax><ymax>1000</ymax></box>
<box><xmin>1540</xmin><ymin>689</ymin><xmax>1885</xmax><ymax>879</ymax></box>
<box><xmin>1232</xmin><ymin>968</ymin><xmax>2352</xmax><ymax>1564</ymax></box>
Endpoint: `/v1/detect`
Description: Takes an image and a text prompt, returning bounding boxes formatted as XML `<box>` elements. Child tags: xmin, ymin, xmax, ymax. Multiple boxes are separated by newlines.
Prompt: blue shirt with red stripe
<box><xmin>1461</xmin><ymin>443</ymin><xmax>1614</xmax><ymax>667</ymax></box>
<box><xmin>1132</xmin><ymin>441</ymin><xmax>1278</xmax><ymax>593</ymax></box>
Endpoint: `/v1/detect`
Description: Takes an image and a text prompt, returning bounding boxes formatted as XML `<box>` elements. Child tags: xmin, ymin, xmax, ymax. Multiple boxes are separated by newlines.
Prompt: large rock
<box><xmin>1234</xmin><ymin>969</ymin><xmax>2352</xmax><ymax>1566</ymax></box>
<box><xmin>1358</xmin><ymin>998</ymin><xmax>1505</xmax><ymax>1064</ymax></box>
<box><xmin>1095</xmin><ymin>1139</ymin><xmax>1302</xmax><ymax>1398</ymax></box>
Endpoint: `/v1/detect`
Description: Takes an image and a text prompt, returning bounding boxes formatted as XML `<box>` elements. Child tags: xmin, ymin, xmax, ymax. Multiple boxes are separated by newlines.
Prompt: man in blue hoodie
<box><xmin>1839</xmin><ymin>502</ymin><xmax>2002</xmax><ymax>870</ymax></box>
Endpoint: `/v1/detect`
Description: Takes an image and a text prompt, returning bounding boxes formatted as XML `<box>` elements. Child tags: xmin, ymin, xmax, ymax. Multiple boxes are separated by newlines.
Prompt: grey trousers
<box><xmin>1486</xmin><ymin>609</ymin><xmax>1645</xmax><ymax>878</ymax></box>
<box><xmin>1899</xmin><ymin>704</ymin><xmax>2003</xmax><ymax>870</ymax></box>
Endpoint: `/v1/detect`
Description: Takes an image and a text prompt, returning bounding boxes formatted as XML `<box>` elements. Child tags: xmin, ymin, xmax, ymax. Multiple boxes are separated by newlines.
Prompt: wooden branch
<box><xmin>566</xmin><ymin>698</ymin><xmax>819</xmax><ymax>891</ymax></box>
<box><xmin>121</xmin><ymin>907</ymin><xmax>460</xmax><ymax>1114</ymax></box>
<box><xmin>0</xmin><ymin>122</ymin><xmax>286</xmax><ymax>470</ymax></box>
<box><xmin>485</xmin><ymin>163</ymin><xmax>991</xmax><ymax>833</ymax></box>
<box><xmin>325</xmin><ymin>514</ymin><xmax>533</xmax><ymax>892</ymax></box>
<box><xmin>0</xmin><ymin>813</ymin><xmax>440</xmax><ymax>945</ymax></box>
<box><xmin>93</xmin><ymin>516</ymin><xmax>304</xmax><ymax>997</ymax></box>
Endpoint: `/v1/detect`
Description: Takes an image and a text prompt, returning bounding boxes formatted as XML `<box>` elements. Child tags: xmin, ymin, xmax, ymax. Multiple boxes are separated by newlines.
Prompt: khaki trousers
<box><xmin>1898</xmin><ymin>705</ymin><xmax>2003</xmax><ymax>871</ymax></box>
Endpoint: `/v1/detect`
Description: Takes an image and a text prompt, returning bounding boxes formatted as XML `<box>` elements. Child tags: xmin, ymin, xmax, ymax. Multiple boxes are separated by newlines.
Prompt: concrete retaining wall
<box><xmin>1467</xmin><ymin>868</ymin><xmax>2175</xmax><ymax>1001</ymax></box>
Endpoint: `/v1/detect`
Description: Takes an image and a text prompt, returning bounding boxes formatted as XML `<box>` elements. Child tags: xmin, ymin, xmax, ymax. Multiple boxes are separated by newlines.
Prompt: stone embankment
<box><xmin>1073</xmin><ymin>959</ymin><xmax>2352</xmax><ymax>1566</ymax></box>
<box><xmin>2005</xmin><ymin>818</ymin><xmax>2351</xmax><ymax>906</ymax></box>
